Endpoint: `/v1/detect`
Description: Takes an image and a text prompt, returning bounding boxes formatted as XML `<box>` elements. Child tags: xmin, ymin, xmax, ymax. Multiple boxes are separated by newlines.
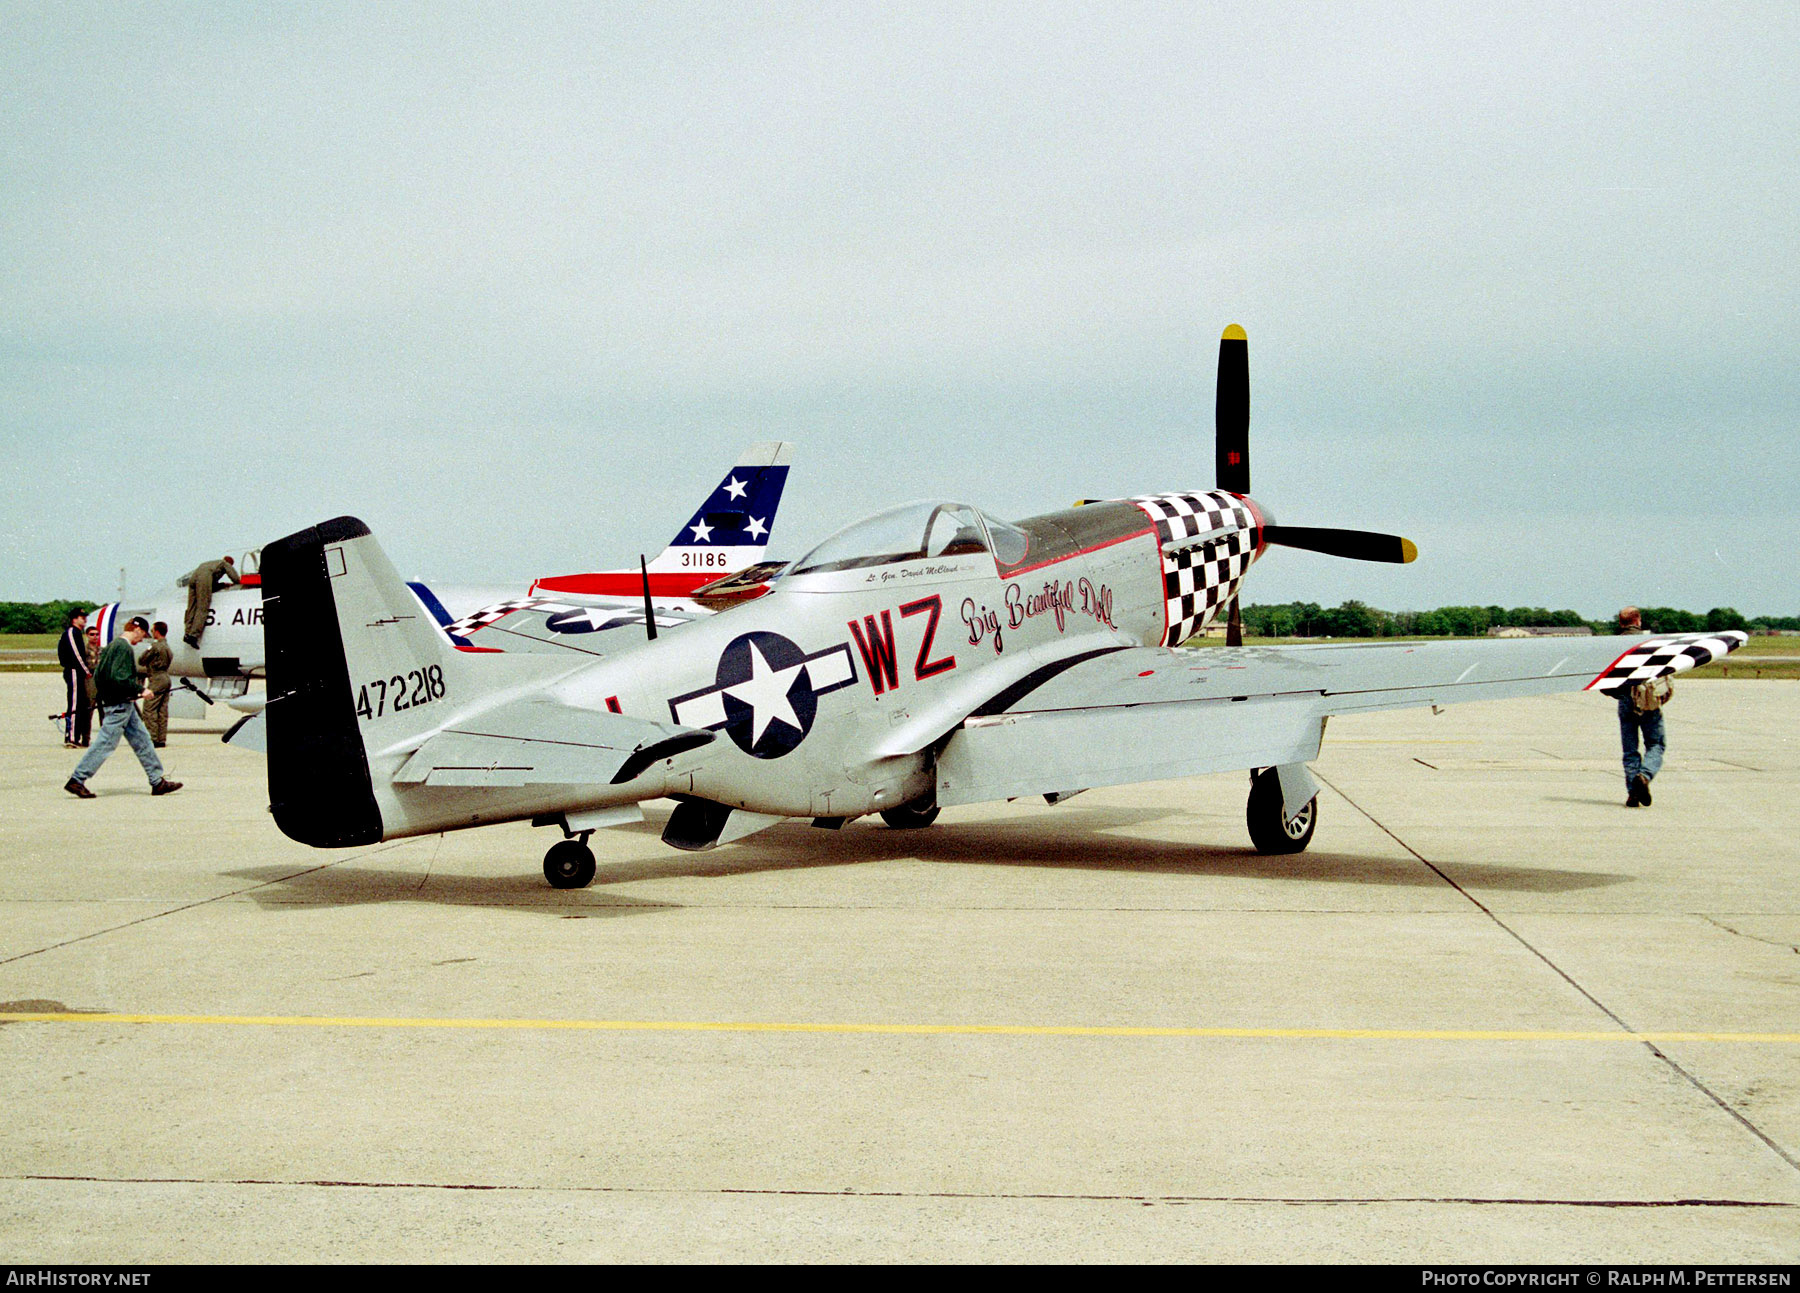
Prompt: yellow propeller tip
<box><xmin>1221</xmin><ymin>324</ymin><xmax>1247</xmax><ymax>341</ymax></box>
<box><xmin>1401</xmin><ymin>538</ymin><xmax>1418</xmax><ymax>563</ymax></box>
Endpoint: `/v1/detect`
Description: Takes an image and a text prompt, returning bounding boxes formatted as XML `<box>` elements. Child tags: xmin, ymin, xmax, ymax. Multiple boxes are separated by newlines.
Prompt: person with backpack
<box><xmin>1616</xmin><ymin>606</ymin><xmax>1669</xmax><ymax>807</ymax></box>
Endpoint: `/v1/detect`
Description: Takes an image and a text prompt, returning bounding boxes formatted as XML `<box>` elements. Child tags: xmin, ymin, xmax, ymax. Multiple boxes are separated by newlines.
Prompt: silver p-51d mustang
<box><xmin>252</xmin><ymin>328</ymin><xmax>1746</xmax><ymax>887</ymax></box>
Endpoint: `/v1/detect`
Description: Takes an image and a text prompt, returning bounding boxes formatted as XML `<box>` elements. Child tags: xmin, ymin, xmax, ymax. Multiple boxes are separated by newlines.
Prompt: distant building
<box><xmin>1485</xmin><ymin>625</ymin><xmax>1594</xmax><ymax>637</ymax></box>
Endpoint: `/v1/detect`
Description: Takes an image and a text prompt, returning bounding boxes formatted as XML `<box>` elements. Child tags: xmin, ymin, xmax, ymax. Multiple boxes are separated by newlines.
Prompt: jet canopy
<box><xmin>790</xmin><ymin>501</ymin><xmax>1028</xmax><ymax>576</ymax></box>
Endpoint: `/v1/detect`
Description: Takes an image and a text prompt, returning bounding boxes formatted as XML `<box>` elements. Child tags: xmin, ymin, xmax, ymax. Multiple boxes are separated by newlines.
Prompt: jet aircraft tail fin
<box><xmin>645</xmin><ymin>440</ymin><xmax>792</xmax><ymax>575</ymax></box>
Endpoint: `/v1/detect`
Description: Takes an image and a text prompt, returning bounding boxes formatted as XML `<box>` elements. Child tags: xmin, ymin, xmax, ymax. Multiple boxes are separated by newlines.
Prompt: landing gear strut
<box><xmin>1246</xmin><ymin>767</ymin><xmax>1317</xmax><ymax>855</ymax></box>
<box><xmin>543</xmin><ymin>837</ymin><xmax>596</xmax><ymax>889</ymax></box>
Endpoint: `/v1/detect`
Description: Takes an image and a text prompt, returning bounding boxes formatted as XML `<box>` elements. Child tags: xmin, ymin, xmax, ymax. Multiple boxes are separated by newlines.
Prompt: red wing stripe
<box><xmin>1583</xmin><ymin>642</ymin><xmax>1642</xmax><ymax>689</ymax></box>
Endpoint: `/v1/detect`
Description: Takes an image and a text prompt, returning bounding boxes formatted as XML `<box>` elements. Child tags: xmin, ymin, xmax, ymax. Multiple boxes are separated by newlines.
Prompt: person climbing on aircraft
<box><xmin>181</xmin><ymin>553</ymin><xmax>238</xmax><ymax>648</ymax></box>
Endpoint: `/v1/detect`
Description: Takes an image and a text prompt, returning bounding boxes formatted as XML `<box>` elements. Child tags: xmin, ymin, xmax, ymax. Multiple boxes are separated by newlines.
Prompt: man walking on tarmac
<box><xmin>1616</xmin><ymin>605</ymin><xmax>1670</xmax><ymax>808</ymax></box>
<box><xmin>64</xmin><ymin>616</ymin><xmax>182</xmax><ymax>799</ymax></box>
<box><xmin>138</xmin><ymin>620</ymin><xmax>174</xmax><ymax>747</ymax></box>
<box><xmin>182</xmin><ymin>553</ymin><xmax>238</xmax><ymax>648</ymax></box>
<box><xmin>57</xmin><ymin>607</ymin><xmax>92</xmax><ymax>748</ymax></box>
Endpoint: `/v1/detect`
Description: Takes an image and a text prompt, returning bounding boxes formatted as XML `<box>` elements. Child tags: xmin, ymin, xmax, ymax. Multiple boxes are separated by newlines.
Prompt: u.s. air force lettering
<box><xmin>668</xmin><ymin>631</ymin><xmax>858</xmax><ymax>758</ymax></box>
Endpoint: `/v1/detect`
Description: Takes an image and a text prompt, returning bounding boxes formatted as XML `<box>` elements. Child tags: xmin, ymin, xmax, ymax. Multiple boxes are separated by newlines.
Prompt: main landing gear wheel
<box><xmin>1246</xmin><ymin>768</ymin><xmax>1317</xmax><ymax>855</ymax></box>
<box><xmin>879</xmin><ymin>801</ymin><xmax>941</xmax><ymax>829</ymax></box>
<box><xmin>543</xmin><ymin>839</ymin><xmax>597</xmax><ymax>889</ymax></box>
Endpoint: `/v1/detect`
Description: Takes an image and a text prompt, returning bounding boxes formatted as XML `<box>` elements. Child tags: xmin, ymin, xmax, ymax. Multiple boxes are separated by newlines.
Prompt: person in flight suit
<box><xmin>64</xmin><ymin>616</ymin><xmax>181</xmax><ymax>799</ymax></box>
<box><xmin>83</xmin><ymin>624</ymin><xmax>102</xmax><ymax>712</ymax></box>
<box><xmin>57</xmin><ymin>608</ymin><xmax>92</xmax><ymax>748</ymax></box>
<box><xmin>138</xmin><ymin>621</ymin><xmax>174</xmax><ymax>747</ymax></box>
<box><xmin>182</xmin><ymin>554</ymin><xmax>238</xmax><ymax>648</ymax></box>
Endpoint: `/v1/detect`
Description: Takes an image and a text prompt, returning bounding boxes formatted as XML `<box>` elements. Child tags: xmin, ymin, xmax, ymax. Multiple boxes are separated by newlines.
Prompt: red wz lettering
<box><xmin>848</xmin><ymin>610</ymin><xmax>901</xmax><ymax>695</ymax></box>
<box><xmin>901</xmin><ymin>595</ymin><xmax>956</xmax><ymax>679</ymax></box>
<box><xmin>849</xmin><ymin>598</ymin><xmax>958</xmax><ymax>696</ymax></box>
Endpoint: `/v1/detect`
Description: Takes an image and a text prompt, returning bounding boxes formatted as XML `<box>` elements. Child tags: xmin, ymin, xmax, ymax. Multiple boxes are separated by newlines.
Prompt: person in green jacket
<box><xmin>64</xmin><ymin>617</ymin><xmax>182</xmax><ymax>799</ymax></box>
<box><xmin>138</xmin><ymin>621</ymin><xmax>174</xmax><ymax>747</ymax></box>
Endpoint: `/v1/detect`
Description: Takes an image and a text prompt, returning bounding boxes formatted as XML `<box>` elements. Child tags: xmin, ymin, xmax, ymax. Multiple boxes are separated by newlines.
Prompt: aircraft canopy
<box><xmin>791</xmin><ymin>501</ymin><xmax>1028</xmax><ymax>575</ymax></box>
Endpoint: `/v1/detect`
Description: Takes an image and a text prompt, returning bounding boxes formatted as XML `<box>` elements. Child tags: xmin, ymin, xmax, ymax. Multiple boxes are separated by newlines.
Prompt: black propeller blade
<box><xmin>1215</xmin><ymin>323</ymin><xmax>1250</xmax><ymax>495</ymax></box>
<box><xmin>1215</xmin><ymin>324</ymin><xmax>1252</xmax><ymax>641</ymax></box>
<box><xmin>1261</xmin><ymin>525</ymin><xmax>1418</xmax><ymax>564</ymax></box>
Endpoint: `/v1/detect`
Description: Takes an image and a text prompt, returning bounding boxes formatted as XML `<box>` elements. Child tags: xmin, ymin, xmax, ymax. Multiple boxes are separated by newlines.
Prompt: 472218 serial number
<box><xmin>356</xmin><ymin>665</ymin><xmax>446</xmax><ymax>720</ymax></box>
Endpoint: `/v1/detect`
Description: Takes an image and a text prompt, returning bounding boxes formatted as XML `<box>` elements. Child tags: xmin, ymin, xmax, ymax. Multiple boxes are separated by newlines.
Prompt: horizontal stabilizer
<box><xmin>443</xmin><ymin>598</ymin><xmax>696</xmax><ymax>654</ymax></box>
<box><xmin>394</xmin><ymin>701</ymin><xmax>714</xmax><ymax>788</ymax></box>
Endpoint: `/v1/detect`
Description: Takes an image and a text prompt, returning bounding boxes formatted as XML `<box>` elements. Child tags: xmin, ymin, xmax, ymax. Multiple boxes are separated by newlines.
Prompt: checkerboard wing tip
<box><xmin>1588</xmin><ymin>630</ymin><xmax>1749</xmax><ymax>694</ymax></box>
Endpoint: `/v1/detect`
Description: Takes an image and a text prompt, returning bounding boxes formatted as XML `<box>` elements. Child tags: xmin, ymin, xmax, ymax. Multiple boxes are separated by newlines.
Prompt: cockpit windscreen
<box><xmin>791</xmin><ymin>501</ymin><xmax>1015</xmax><ymax>575</ymax></box>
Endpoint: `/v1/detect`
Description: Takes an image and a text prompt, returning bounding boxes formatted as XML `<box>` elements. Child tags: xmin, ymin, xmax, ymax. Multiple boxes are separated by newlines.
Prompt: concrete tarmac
<box><xmin>1</xmin><ymin>673</ymin><xmax>1796</xmax><ymax>1263</ymax></box>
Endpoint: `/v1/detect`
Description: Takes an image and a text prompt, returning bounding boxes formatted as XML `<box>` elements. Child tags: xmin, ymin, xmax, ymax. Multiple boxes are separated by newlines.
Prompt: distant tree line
<box><xmin>0</xmin><ymin>601</ymin><xmax>94</xmax><ymax>634</ymax></box>
<box><xmin>1240</xmin><ymin>602</ymin><xmax>1788</xmax><ymax>639</ymax></box>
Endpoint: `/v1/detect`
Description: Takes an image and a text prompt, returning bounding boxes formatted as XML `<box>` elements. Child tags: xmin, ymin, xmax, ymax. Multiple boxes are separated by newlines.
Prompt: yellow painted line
<box><xmin>1</xmin><ymin>1013</ymin><xmax>1797</xmax><ymax>1043</ymax></box>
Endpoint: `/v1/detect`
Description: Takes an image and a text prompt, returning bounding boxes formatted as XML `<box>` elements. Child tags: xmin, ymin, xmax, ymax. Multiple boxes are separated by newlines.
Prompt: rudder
<box><xmin>261</xmin><ymin>516</ymin><xmax>460</xmax><ymax>847</ymax></box>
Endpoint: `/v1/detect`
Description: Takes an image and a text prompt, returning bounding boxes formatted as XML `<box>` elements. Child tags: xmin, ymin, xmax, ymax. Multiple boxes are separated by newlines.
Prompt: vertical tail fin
<box><xmin>261</xmin><ymin>516</ymin><xmax>461</xmax><ymax>847</ymax></box>
<box><xmin>646</xmin><ymin>440</ymin><xmax>792</xmax><ymax>574</ymax></box>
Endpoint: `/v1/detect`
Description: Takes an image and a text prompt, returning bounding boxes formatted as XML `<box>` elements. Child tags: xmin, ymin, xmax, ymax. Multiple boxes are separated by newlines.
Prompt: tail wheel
<box><xmin>1246</xmin><ymin>768</ymin><xmax>1316</xmax><ymax>855</ymax></box>
<box><xmin>544</xmin><ymin>839</ymin><xmax>597</xmax><ymax>889</ymax></box>
<box><xmin>880</xmin><ymin>801</ymin><xmax>940</xmax><ymax>830</ymax></box>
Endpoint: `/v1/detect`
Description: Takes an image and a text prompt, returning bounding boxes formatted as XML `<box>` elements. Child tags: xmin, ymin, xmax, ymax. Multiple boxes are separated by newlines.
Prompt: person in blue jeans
<box><xmin>1615</xmin><ymin>606</ymin><xmax>1666</xmax><ymax>808</ymax></box>
<box><xmin>64</xmin><ymin>616</ymin><xmax>182</xmax><ymax>799</ymax></box>
<box><xmin>1619</xmin><ymin>692</ymin><xmax>1666</xmax><ymax>807</ymax></box>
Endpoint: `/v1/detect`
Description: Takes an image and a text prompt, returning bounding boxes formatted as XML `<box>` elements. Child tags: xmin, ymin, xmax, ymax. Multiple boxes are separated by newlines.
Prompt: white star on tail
<box><xmin>689</xmin><ymin>519</ymin><xmax>713</xmax><ymax>542</ymax></box>
<box><xmin>745</xmin><ymin>515</ymin><xmax>767</xmax><ymax>539</ymax></box>
<box><xmin>723</xmin><ymin>476</ymin><xmax>748</xmax><ymax>500</ymax></box>
<box><xmin>724</xmin><ymin>638</ymin><xmax>803</xmax><ymax>747</ymax></box>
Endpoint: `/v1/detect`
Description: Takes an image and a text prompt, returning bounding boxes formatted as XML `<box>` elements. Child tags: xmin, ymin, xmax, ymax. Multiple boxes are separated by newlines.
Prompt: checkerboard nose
<box><xmin>1128</xmin><ymin>490</ymin><xmax>1266</xmax><ymax>647</ymax></box>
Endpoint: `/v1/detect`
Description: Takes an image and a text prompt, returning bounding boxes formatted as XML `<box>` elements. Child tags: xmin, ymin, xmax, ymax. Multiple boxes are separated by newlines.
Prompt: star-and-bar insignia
<box><xmin>543</xmin><ymin>607</ymin><xmax>686</xmax><ymax>635</ymax></box>
<box><xmin>668</xmin><ymin>631</ymin><xmax>858</xmax><ymax>759</ymax></box>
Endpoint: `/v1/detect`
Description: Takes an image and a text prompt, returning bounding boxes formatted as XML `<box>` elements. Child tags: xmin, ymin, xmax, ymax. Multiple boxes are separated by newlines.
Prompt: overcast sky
<box><xmin>3</xmin><ymin>2</ymin><xmax>1796</xmax><ymax>615</ymax></box>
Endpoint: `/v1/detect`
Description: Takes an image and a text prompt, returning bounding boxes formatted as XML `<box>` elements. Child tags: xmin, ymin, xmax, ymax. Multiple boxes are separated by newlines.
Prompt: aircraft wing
<box><xmin>935</xmin><ymin>631</ymin><xmax>1747</xmax><ymax>807</ymax></box>
<box><xmin>393</xmin><ymin>699</ymin><xmax>714</xmax><ymax>788</ymax></box>
<box><xmin>445</xmin><ymin>598</ymin><xmax>697</xmax><ymax>656</ymax></box>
